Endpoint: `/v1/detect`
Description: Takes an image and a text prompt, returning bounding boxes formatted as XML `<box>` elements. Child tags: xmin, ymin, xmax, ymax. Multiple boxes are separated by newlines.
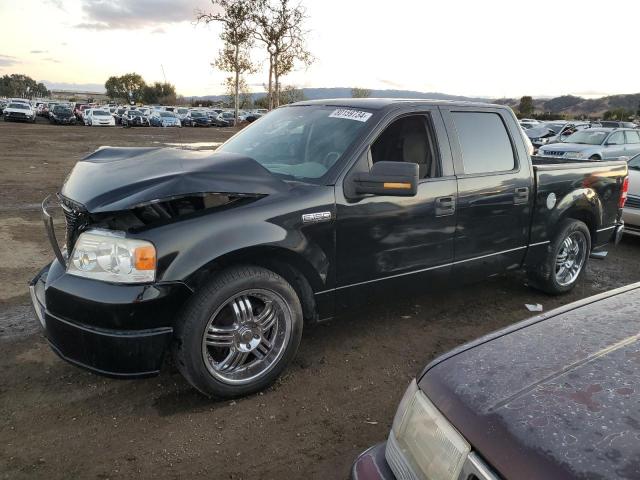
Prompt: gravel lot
<box><xmin>1</xmin><ymin>119</ymin><xmax>639</xmax><ymax>480</ymax></box>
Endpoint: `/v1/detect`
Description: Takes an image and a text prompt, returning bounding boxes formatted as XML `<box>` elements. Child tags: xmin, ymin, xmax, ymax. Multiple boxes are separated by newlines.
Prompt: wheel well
<box><xmin>589</xmin><ymin>154</ymin><xmax>601</xmax><ymax>160</ymax></box>
<box><xmin>564</xmin><ymin>209</ymin><xmax>596</xmax><ymax>244</ymax></box>
<box><xmin>189</xmin><ymin>247</ymin><xmax>320</xmax><ymax>322</ymax></box>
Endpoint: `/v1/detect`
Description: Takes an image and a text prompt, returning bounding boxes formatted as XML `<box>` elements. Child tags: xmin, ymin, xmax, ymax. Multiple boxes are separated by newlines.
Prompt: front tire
<box><xmin>527</xmin><ymin>219</ymin><xmax>591</xmax><ymax>294</ymax></box>
<box><xmin>173</xmin><ymin>265</ymin><xmax>303</xmax><ymax>398</ymax></box>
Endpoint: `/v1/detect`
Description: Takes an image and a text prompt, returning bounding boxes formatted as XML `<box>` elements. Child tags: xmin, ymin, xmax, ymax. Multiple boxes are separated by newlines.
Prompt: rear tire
<box><xmin>173</xmin><ymin>265</ymin><xmax>303</xmax><ymax>398</ymax></box>
<box><xmin>527</xmin><ymin>219</ymin><xmax>591</xmax><ymax>294</ymax></box>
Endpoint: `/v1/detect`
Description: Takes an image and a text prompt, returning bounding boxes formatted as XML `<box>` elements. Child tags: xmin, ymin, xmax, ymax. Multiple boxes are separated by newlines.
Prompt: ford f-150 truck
<box><xmin>30</xmin><ymin>99</ymin><xmax>629</xmax><ymax>398</ymax></box>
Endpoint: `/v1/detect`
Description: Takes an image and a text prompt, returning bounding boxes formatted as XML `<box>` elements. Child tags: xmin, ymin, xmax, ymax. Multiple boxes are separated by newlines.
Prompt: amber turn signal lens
<box><xmin>134</xmin><ymin>245</ymin><xmax>156</xmax><ymax>271</ymax></box>
<box><xmin>384</xmin><ymin>182</ymin><xmax>411</xmax><ymax>189</ymax></box>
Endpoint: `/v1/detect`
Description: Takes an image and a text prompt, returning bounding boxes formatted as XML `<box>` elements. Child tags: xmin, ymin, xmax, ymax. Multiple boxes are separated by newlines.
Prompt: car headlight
<box><xmin>386</xmin><ymin>380</ymin><xmax>470</xmax><ymax>480</ymax></box>
<box><xmin>68</xmin><ymin>230</ymin><xmax>156</xmax><ymax>283</ymax></box>
<box><xmin>564</xmin><ymin>151</ymin><xmax>585</xmax><ymax>159</ymax></box>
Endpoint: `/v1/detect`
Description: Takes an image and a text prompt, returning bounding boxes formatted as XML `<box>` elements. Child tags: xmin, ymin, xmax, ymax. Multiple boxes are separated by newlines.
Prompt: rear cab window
<box><xmin>625</xmin><ymin>130</ymin><xmax>640</xmax><ymax>144</ymax></box>
<box><xmin>451</xmin><ymin>111</ymin><xmax>516</xmax><ymax>174</ymax></box>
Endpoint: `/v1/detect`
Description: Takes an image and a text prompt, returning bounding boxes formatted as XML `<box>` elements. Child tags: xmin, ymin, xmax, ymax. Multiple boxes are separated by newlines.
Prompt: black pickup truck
<box><xmin>30</xmin><ymin>99</ymin><xmax>629</xmax><ymax>398</ymax></box>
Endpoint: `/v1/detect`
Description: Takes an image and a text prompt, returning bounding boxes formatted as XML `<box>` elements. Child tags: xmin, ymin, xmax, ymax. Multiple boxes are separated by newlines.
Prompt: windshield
<box><xmin>129</xmin><ymin>110</ymin><xmax>142</xmax><ymax>116</ymax></box>
<box><xmin>217</xmin><ymin>105</ymin><xmax>372</xmax><ymax>181</ymax></box>
<box><xmin>177</xmin><ymin>108</ymin><xmax>188</xmax><ymax>114</ymax></box>
<box><xmin>562</xmin><ymin>130</ymin><xmax>608</xmax><ymax>145</ymax></box>
<box><xmin>159</xmin><ymin>112</ymin><xmax>175</xmax><ymax>118</ymax></box>
<box><xmin>93</xmin><ymin>110</ymin><xmax>109</xmax><ymax>116</ymax></box>
<box><xmin>629</xmin><ymin>154</ymin><xmax>640</xmax><ymax>170</ymax></box>
<box><xmin>191</xmin><ymin>111</ymin><xmax>204</xmax><ymax>118</ymax></box>
<box><xmin>53</xmin><ymin>106</ymin><xmax>71</xmax><ymax>114</ymax></box>
<box><xmin>8</xmin><ymin>103</ymin><xmax>28</xmax><ymax>109</ymax></box>
<box><xmin>545</xmin><ymin>123</ymin><xmax>566</xmax><ymax>134</ymax></box>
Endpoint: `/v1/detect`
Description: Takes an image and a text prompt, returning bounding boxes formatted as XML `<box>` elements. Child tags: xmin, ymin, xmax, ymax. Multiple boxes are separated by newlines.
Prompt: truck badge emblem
<box><xmin>302</xmin><ymin>211</ymin><xmax>332</xmax><ymax>223</ymax></box>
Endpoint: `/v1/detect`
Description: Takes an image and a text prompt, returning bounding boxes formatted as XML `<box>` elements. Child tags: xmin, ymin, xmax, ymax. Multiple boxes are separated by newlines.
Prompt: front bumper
<box><xmin>30</xmin><ymin>261</ymin><xmax>192</xmax><ymax>378</ymax></box>
<box><xmin>351</xmin><ymin>443</ymin><xmax>395</xmax><ymax>480</ymax></box>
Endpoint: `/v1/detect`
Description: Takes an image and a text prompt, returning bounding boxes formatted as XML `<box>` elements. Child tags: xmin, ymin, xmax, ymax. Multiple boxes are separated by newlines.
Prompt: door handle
<box><xmin>435</xmin><ymin>196</ymin><xmax>456</xmax><ymax>216</ymax></box>
<box><xmin>514</xmin><ymin>187</ymin><xmax>529</xmax><ymax>204</ymax></box>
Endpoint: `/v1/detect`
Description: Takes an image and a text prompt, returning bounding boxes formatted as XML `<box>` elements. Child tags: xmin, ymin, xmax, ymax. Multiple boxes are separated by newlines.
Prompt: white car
<box><xmin>623</xmin><ymin>153</ymin><xmax>640</xmax><ymax>236</ymax></box>
<box><xmin>85</xmin><ymin>109</ymin><xmax>115</xmax><ymax>127</ymax></box>
<box><xmin>175</xmin><ymin>107</ymin><xmax>189</xmax><ymax>120</ymax></box>
<box><xmin>3</xmin><ymin>101</ymin><xmax>36</xmax><ymax>123</ymax></box>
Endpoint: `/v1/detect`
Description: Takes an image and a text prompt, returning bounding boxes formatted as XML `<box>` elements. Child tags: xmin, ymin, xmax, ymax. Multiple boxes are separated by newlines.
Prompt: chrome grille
<box><xmin>59</xmin><ymin>198</ymin><xmax>87</xmax><ymax>253</ymax></box>
<box><xmin>544</xmin><ymin>150</ymin><xmax>565</xmax><ymax>157</ymax></box>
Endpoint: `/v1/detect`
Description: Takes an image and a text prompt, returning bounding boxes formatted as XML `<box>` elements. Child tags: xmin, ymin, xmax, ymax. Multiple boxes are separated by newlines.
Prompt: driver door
<box><xmin>334</xmin><ymin>108</ymin><xmax>457</xmax><ymax>308</ymax></box>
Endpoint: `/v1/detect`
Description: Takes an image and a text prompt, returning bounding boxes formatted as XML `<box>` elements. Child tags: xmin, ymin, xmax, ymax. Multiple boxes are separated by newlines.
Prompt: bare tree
<box><xmin>351</xmin><ymin>87</ymin><xmax>371</xmax><ymax>98</ymax></box>
<box><xmin>252</xmin><ymin>0</ymin><xmax>313</xmax><ymax>109</ymax></box>
<box><xmin>197</xmin><ymin>0</ymin><xmax>255</xmax><ymax>125</ymax></box>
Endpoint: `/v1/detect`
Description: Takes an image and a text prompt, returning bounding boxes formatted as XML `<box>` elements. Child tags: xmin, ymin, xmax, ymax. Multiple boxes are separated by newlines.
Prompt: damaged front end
<box><xmin>32</xmin><ymin>147</ymin><xmax>287</xmax><ymax>378</ymax></box>
<box><xmin>41</xmin><ymin>147</ymin><xmax>287</xmax><ymax>266</ymax></box>
<box><xmin>43</xmin><ymin>191</ymin><xmax>260</xmax><ymax>267</ymax></box>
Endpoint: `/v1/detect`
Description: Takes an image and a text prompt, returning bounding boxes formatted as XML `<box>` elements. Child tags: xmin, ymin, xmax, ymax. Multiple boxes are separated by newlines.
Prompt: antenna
<box><xmin>160</xmin><ymin>64</ymin><xmax>186</xmax><ymax>149</ymax></box>
<box><xmin>161</xmin><ymin>64</ymin><xmax>167</xmax><ymax>84</ymax></box>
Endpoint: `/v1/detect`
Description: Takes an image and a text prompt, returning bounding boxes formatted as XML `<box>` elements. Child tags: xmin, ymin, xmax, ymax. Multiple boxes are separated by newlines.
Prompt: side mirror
<box><xmin>352</xmin><ymin>161</ymin><xmax>418</xmax><ymax>196</ymax></box>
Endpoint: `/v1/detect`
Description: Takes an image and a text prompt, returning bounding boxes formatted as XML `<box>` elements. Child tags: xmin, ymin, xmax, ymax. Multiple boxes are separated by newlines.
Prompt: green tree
<box><xmin>105</xmin><ymin>73</ymin><xmax>146</xmax><ymax>103</ymax></box>
<box><xmin>197</xmin><ymin>0</ymin><xmax>256</xmax><ymax>125</ymax></box>
<box><xmin>0</xmin><ymin>74</ymin><xmax>50</xmax><ymax>98</ymax></box>
<box><xmin>223</xmin><ymin>76</ymin><xmax>253</xmax><ymax>108</ymax></box>
<box><xmin>351</xmin><ymin>87</ymin><xmax>371</xmax><ymax>98</ymax></box>
<box><xmin>278</xmin><ymin>85</ymin><xmax>304</xmax><ymax>105</ymax></box>
<box><xmin>142</xmin><ymin>82</ymin><xmax>177</xmax><ymax>104</ymax></box>
<box><xmin>518</xmin><ymin>95</ymin><xmax>534</xmax><ymax>117</ymax></box>
<box><xmin>252</xmin><ymin>0</ymin><xmax>313</xmax><ymax>109</ymax></box>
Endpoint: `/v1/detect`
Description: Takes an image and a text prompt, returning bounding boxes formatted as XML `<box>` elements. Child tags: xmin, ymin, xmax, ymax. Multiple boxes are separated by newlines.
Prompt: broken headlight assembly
<box><xmin>67</xmin><ymin>229</ymin><xmax>156</xmax><ymax>283</ymax></box>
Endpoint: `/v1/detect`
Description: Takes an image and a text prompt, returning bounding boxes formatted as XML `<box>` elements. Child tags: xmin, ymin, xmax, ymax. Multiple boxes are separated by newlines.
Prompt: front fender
<box><xmin>132</xmin><ymin>186</ymin><xmax>336</xmax><ymax>293</ymax></box>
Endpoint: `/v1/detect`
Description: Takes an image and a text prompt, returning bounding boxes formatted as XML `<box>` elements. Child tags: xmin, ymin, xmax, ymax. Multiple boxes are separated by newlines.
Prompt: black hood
<box><xmin>60</xmin><ymin>147</ymin><xmax>289</xmax><ymax>213</ymax></box>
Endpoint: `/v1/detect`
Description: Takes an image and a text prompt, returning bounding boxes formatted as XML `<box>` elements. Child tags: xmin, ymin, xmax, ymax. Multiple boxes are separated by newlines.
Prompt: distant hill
<box><xmin>192</xmin><ymin>87</ymin><xmax>640</xmax><ymax>118</ymax></box>
<box><xmin>192</xmin><ymin>87</ymin><xmax>489</xmax><ymax>103</ymax></box>
<box><xmin>491</xmin><ymin>93</ymin><xmax>640</xmax><ymax>118</ymax></box>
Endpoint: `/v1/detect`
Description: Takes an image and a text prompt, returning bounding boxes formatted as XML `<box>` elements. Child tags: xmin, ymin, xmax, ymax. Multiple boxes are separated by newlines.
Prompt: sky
<box><xmin>1</xmin><ymin>0</ymin><xmax>639</xmax><ymax>99</ymax></box>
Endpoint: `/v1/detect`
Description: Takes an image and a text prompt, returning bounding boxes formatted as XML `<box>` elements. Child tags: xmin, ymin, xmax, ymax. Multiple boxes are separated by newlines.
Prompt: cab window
<box><xmin>370</xmin><ymin>115</ymin><xmax>440</xmax><ymax>179</ymax></box>
<box><xmin>452</xmin><ymin>112</ymin><xmax>516</xmax><ymax>174</ymax></box>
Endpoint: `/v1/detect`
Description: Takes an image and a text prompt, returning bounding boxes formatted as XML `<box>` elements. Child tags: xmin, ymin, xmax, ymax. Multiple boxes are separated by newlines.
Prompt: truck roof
<box><xmin>291</xmin><ymin>97</ymin><xmax>502</xmax><ymax>110</ymax></box>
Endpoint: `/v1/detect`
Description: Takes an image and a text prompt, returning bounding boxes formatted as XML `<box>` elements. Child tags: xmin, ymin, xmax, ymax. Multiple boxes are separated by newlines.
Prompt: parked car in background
<box><xmin>182</xmin><ymin>110</ymin><xmax>210</xmax><ymax>127</ymax></box>
<box><xmin>149</xmin><ymin>110</ymin><xmax>181</xmax><ymax>127</ymax></box>
<box><xmin>3</xmin><ymin>102</ymin><xmax>36</xmax><ymax>123</ymax></box>
<box><xmin>121</xmin><ymin>110</ymin><xmax>149</xmax><ymax>127</ymax></box>
<box><xmin>538</xmin><ymin>128</ymin><xmax>640</xmax><ymax>160</ymax></box>
<box><xmin>352</xmin><ymin>282</ymin><xmax>640</xmax><ymax>480</ymax></box>
<box><xmin>175</xmin><ymin>107</ymin><xmax>189</xmax><ymax>120</ymax></box>
<box><xmin>30</xmin><ymin>99</ymin><xmax>627</xmax><ymax>399</ymax></box>
<box><xmin>74</xmin><ymin>105</ymin><xmax>89</xmax><ymax>123</ymax></box>
<box><xmin>85</xmin><ymin>109</ymin><xmax>115</xmax><ymax>127</ymax></box>
<box><xmin>49</xmin><ymin>105</ymin><xmax>76</xmax><ymax>125</ymax></box>
<box><xmin>599</xmin><ymin>120</ymin><xmax>638</xmax><ymax>129</ymax></box>
<box><xmin>217</xmin><ymin>111</ymin><xmax>236</xmax><ymax>125</ymax></box>
<box><xmin>623</xmin><ymin>153</ymin><xmax>640</xmax><ymax>236</ymax></box>
<box><xmin>113</xmin><ymin>107</ymin><xmax>128</xmax><ymax>125</ymax></box>
<box><xmin>245</xmin><ymin>112</ymin><xmax>263</xmax><ymax>123</ymax></box>
<box><xmin>525</xmin><ymin>121</ymin><xmax>593</xmax><ymax>151</ymax></box>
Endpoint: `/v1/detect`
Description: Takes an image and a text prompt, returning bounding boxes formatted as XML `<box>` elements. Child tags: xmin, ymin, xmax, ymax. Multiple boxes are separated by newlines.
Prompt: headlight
<box><xmin>564</xmin><ymin>151</ymin><xmax>585</xmax><ymax>159</ymax></box>
<box><xmin>386</xmin><ymin>380</ymin><xmax>470</xmax><ymax>480</ymax></box>
<box><xmin>68</xmin><ymin>230</ymin><xmax>156</xmax><ymax>283</ymax></box>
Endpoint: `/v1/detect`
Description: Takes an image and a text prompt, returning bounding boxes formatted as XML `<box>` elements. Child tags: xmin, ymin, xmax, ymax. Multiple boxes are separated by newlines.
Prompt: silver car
<box><xmin>538</xmin><ymin>128</ymin><xmax>640</xmax><ymax>161</ymax></box>
<box><xmin>624</xmin><ymin>153</ymin><xmax>640</xmax><ymax>236</ymax></box>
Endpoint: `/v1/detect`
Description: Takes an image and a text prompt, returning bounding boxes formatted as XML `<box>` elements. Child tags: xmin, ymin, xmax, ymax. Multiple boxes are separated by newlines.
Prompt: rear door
<box><xmin>441</xmin><ymin>107</ymin><xmax>533</xmax><ymax>281</ymax></box>
<box><xmin>603</xmin><ymin>131</ymin><xmax>627</xmax><ymax>159</ymax></box>
<box><xmin>624</xmin><ymin>130</ymin><xmax>640</xmax><ymax>157</ymax></box>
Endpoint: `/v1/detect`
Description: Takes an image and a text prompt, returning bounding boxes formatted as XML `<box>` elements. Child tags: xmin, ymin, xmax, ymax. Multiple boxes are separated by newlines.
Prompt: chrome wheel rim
<box><xmin>201</xmin><ymin>289</ymin><xmax>292</xmax><ymax>385</ymax></box>
<box><xmin>555</xmin><ymin>232</ymin><xmax>587</xmax><ymax>287</ymax></box>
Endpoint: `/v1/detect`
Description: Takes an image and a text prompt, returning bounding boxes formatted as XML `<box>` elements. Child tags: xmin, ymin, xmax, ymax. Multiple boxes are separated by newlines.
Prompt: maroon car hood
<box><xmin>420</xmin><ymin>284</ymin><xmax>640</xmax><ymax>480</ymax></box>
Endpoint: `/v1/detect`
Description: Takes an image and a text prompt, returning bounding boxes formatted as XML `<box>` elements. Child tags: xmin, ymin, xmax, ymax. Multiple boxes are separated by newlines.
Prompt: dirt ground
<box><xmin>1</xmin><ymin>119</ymin><xmax>639</xmax><ymax>480</ymax></box>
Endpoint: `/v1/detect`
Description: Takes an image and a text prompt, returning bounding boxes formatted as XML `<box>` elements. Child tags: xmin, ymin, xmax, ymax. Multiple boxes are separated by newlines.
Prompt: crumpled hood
<box><xmin>420</xmin><ymin>284</ymin><xmax>640</xmax><ymax>479</ymax></box>
<box><xmin>60</xmin><ymin>147</ymin><xmax>289</xmax><ymax>213</ymax></box>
